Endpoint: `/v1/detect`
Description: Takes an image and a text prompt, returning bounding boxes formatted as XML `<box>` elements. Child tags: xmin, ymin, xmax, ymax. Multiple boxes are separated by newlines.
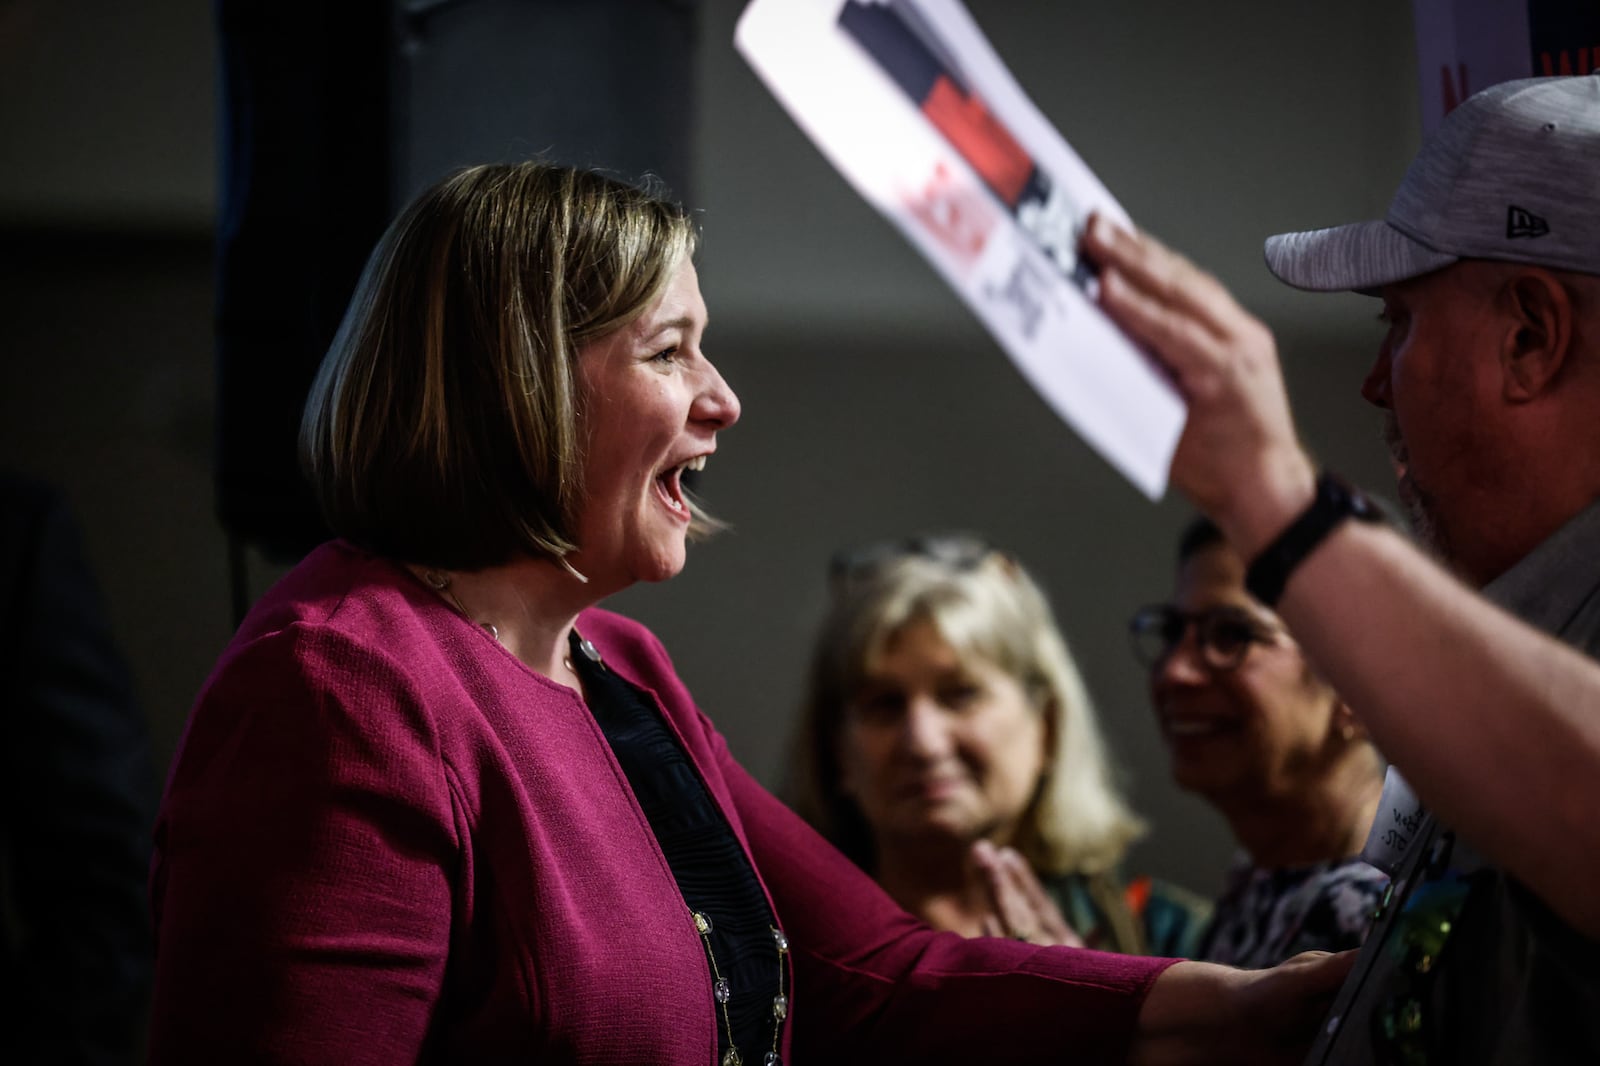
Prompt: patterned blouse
<box><xmin>1198</xmin><ymin>854</ymin><xmax>1389</xmax><ymax>969</ymax></box>
<box><xmin>1046</xmin><ymin>871</ymin><xmax>1212</xmax><ymax>958</ymax></box>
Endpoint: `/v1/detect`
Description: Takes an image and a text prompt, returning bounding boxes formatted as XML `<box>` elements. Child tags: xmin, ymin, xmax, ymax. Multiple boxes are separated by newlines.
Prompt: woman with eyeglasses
<box><xmin>1129</xmin><ymin>517</ymin><xmax>1389</xmax><ymax>968</ymax></box>
<box><xmin>790</xmin><ymin>537</ymin><xmax>1210</xmax><ymax>959</ymax></box>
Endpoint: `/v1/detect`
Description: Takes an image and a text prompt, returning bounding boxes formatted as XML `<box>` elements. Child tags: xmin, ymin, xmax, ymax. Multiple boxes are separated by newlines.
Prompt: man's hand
<box><xmin>1080</xmin><ymin>215</ymin><xmax>1317</xmax><ymax>556</ymax></box>
<box><xmin>972</xmin><ymin>840</ymin><xmax>1083</xmax><ymax>948</ymax></box>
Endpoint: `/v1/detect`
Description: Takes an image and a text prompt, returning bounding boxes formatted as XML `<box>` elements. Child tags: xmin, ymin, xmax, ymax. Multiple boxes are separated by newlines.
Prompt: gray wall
<box><xmin>0</xmin><ymin>0</ymin><xmax>1417</xmax><ymax>895</ymax></box>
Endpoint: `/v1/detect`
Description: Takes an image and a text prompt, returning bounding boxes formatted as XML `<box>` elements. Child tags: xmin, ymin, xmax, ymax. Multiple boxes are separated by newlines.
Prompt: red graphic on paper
<box><xmin>903</xmin><ymin>160</ymin><xmax>998</xmax><ymax>269</ymax></box>
<box><xmin>921</xmin><ymin>76</ymin><xmax>1033</xmax><ymax>207</ymax></box>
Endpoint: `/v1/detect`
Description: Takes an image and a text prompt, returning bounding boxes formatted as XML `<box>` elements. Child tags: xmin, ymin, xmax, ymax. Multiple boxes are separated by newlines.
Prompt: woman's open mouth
<box><xmin>654</xmin><ymin>454</ymin><xmax>707</xmax><ymax>516</ymax></box>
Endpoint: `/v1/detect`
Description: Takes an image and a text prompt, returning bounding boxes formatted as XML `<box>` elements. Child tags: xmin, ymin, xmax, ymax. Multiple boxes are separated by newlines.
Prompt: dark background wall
<box><xmin>0</xmin><ymin>0</ymin><xmax>1414</xmax><ymax>895</ymax></box>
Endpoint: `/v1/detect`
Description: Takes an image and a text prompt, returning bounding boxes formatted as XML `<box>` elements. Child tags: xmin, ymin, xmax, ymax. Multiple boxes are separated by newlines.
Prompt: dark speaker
<box><xmin>213</xmin><ymin>0</ymin><xmax>700</xmax><ymax>565</ymax></box>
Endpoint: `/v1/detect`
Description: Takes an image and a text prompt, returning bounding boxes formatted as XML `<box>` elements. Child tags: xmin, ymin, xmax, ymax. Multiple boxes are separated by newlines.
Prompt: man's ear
<box><xmin>1500</xmin><ymin>268</ymin><xmax>1574</xmax><ymax>402</ymax></box>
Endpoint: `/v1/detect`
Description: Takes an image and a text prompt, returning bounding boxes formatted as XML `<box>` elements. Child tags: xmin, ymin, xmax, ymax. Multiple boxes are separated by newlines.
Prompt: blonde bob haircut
<box><xmin>301</xmin><ymin>162</ymin><xmax>707</xmax><ymax>571</ymax></box>
<box><xmin>789</xmin><ymin>544</ymin><xmax>1146</xmax><ymax>878</ymax></box>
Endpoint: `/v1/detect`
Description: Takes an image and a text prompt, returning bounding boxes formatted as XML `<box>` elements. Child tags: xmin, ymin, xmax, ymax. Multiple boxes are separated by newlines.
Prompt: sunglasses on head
<box><xmin>828</xmin><ymin>534</ymin><xmax>1001</xmax><ymax>591</ymax></box>
<box><xmin>1126</xmin><ymin>603</ymin><xmax>1284</xmax><ymax>672</ymax></box>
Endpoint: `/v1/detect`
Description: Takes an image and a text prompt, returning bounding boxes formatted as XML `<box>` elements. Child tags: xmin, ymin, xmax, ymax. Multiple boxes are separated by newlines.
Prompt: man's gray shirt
<box><xmin>1310</xmin><ymin>499</ymin><xmax>1600</xmax><ymax>1065</ymax></box>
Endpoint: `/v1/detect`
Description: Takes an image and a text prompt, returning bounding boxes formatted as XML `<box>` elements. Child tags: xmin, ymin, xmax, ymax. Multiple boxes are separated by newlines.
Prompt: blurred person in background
<box><xmin>791</xmin><ymin>536</ymin><xmax>1209</xmax><ymax>957</ymax></box>
<box><xmin>1</xmin><ymin>472</ymin><xmax>156</xmax><ymax>1065</ymax></box>
<box><xmin>1130</xmin><ymin>517</ymin><xmax>1387</xmax><ymax>968</ymax></box>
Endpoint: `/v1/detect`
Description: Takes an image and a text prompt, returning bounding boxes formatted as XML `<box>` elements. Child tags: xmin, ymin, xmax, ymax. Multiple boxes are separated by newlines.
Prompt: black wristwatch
<box><xmin>1244</xmin><ymin>472</ymin><xmax>1384</xmax><ymax>607</ymax></box>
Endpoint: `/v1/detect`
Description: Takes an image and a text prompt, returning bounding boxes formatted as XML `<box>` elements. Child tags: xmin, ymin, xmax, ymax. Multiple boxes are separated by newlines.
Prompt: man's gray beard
<box><xmin>1381</xmin><ymin>414</ymin><xmax>1452</xmax><ymax>564</ymax></box>
<box><xmin>1399</xmin><ymin>481</ymin><xmax>1448</xmax><ymax>560</ymax></box>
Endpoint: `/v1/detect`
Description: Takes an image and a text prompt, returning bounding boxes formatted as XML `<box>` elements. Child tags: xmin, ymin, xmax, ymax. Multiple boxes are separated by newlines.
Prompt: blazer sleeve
<box><xmin>647</xmin><ymin>686</ymin><xmax>1175</xmax><ymax>1065</ymax></box>
<box><xmin>148</xmin><ymin>624</ymin><xmax>462</xmax><ymax>1064</ymax></box>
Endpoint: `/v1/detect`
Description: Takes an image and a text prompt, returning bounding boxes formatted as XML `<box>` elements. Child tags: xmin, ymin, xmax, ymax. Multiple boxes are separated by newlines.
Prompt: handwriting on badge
<box><xmin>1382</xmin><ymin>805</ymin><xmax>1424</xmax><ymax>851</ymax></box>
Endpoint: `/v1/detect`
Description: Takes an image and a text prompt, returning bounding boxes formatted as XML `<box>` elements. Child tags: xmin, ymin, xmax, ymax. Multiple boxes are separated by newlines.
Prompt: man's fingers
<box><xmin>1082</xmin><ymin>213</ymin><xmax>1244</xmax><ymax>339</ymax></box>
<box><xmin>1098</xmin><ymin>264</ymin><xmax>1225</xmax><ymax>393</ymax></box>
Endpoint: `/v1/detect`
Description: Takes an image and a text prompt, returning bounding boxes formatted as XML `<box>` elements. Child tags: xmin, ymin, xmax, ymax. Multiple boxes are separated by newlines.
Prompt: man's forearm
<box><xmin>1274</xmin><ymin>519</ymin><xmax>1600</xmax><ymax>938</ymax></box>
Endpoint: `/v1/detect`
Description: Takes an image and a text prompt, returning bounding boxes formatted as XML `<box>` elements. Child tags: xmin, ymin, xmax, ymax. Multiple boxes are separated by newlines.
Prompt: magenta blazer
<box><xmin>149</xmin><ymin>541</ymin><xmax>1172</xmax><ymax>1064</ymax></box>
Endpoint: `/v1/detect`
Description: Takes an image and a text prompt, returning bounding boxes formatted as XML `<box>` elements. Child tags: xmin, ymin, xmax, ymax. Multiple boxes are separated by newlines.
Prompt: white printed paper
<box><xmin>735</xmin><ymin>0</ymin><xmax>1185</xmax><ymax>498</ymax></box>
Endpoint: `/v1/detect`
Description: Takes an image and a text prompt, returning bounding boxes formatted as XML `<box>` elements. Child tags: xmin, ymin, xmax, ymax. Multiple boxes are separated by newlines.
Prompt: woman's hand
<box><xmin>1130</xmin><ymin>951</ymin><xmax>1356</xmax><ymax>1065</ymax></box>
<box><xmin>972</xmin><ymin>839</ymin><xmax>1084</xmax><ymax>948</ymax></box>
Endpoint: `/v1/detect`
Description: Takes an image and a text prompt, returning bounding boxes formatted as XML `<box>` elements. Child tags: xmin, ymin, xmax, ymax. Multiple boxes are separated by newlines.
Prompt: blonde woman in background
<box><xmin>790</xmin><ymin>536</ymin><xmax>1209</xmax><ymax>956</ymax></box>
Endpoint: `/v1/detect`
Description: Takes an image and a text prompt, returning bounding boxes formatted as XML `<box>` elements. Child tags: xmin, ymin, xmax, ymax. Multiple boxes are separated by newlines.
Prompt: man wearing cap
<box><xmin>1083</xmin><ymin>74</ymin><xmax>1600</xmax><ymax>1065</ymax></box>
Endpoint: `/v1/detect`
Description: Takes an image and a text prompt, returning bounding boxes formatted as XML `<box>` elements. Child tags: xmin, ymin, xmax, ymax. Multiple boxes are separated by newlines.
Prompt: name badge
<box><xmin>1361</xmin><ymin>766</ymin><xmax>1427</xmax><ymax>876</ymax></box>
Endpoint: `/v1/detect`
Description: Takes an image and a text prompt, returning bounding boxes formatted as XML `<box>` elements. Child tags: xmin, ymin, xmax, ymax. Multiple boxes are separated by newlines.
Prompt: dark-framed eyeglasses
<box><xmin>1126</xmin><ymin>603</ymin><xmax>1284</xmax><ymax>672</ymax></box>
<box><xmin>828</xmin><ymin>533</ymin><xmax>999</xmax><ymax>592</ymax></box>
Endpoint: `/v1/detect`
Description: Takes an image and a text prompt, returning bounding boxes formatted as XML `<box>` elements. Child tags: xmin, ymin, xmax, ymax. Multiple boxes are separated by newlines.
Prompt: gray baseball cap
<box><xmin>1264</xmin><ymin>74</ymin><xmax>1600</xmax><ymax>293</ymax></box>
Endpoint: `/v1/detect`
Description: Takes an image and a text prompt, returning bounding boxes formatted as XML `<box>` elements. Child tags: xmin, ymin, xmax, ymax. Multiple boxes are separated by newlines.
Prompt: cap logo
<box><xmin>1507</xmin><ymin>205</ymin><xmax>1550</xmax><ymax>239</ymax></box>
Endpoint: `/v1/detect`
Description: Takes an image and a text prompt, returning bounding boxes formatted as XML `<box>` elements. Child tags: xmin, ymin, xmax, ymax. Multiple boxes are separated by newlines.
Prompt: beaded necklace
<box><xmin>692</xmin><ymin>910</ymin><xmax>790</xmax><ymax>1066</ymax></box>
<box><xmin>526</xmin><ymin>620</ymin><xmax>790</xmax><ymax>1066</ymax></box>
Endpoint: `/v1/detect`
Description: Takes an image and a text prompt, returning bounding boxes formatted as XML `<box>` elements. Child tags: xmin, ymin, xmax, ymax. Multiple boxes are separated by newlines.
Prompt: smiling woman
<box><xmin>790</xmin><ymin>538</ymin><xmax>1209</xmax><ymax>958</ymax></box>
<box><xmin>570</xmin><ymin>256</ymin><xmax>739</xmax><ymax>591</ymax></box>
<box><xmin>299</xmin><ymin>164</ymin><xmax>720</xmax><ymax>580</ymax></box>
<box><xmin>147</xmin><ymin>162</ymin><xmax>1353</xmax><ymax>1065</ymax></box>
<box><xmin>1134</xmin><ymin>516</ymin><xmax>1390</xmax><ymax>968</ymax></box>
